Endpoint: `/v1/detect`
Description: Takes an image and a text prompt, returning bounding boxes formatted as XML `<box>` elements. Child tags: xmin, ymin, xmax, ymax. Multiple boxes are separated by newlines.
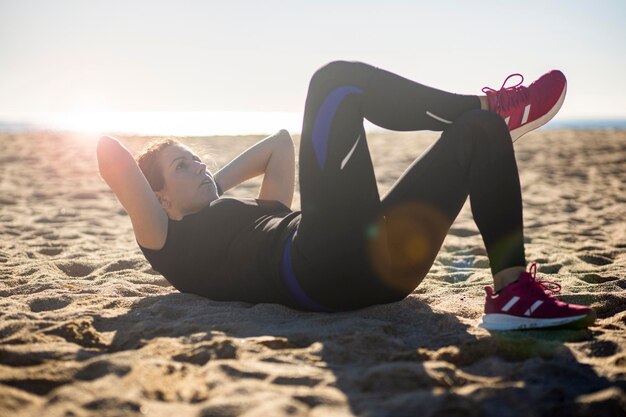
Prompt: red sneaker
<box><xmin>482</xmin><ymin>71</ymin><xmax>567</xmax><ymax>142</ymax></box>
<box><xmin>480</xmin><ymin>263</ymin><xmax>595</xmax><ymax>331</ymax></box>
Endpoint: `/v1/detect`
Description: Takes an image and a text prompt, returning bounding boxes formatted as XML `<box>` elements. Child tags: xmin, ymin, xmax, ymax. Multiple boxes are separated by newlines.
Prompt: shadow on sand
<box><xmin>85</xmin><ymin>292</ymin><xmax>625</xmax><ymax>416</ymax></box>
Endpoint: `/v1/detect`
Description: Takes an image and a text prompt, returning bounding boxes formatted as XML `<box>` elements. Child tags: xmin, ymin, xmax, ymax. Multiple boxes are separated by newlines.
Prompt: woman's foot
<box><xmin>482</xmin><ymin>70</ymin><xmax>567</xmax><ymax>142</ymax></box>
<box><xmin>480</xmin><ymin>263</ymin><xmax>595</xmax><ymax>331</ymax></box>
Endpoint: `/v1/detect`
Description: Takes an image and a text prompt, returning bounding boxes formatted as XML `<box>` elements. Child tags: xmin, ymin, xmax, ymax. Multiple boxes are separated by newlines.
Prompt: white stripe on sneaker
<box><xmin>521</xmin><ymin>104</ymin><xmax>531</xmax><ymax>125</ymax></box>
<box><xmin>510</xmin><ymin>84</ymin><xmax>567</xmax><ymax>143</ymax></box>
<box><xmin>524</xmin><ymin>300</ymin><xmax>544</xmax><ymax>316</ymax></box>
<box><xmin>426</xmin><ymin>111</ymin><xmax>453</xmax><ymax>125</ymax></box>
<box><xmin>501</xmin><ymin>296</ymin><xmax>520</xmax><ymax>312</ymax></box>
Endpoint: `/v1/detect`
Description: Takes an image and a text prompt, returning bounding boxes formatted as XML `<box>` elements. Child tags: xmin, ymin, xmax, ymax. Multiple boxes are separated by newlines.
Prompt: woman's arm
<box><xmin>97</xmin><ymin>136</ymin><xmax>168</xmax><ymax>250</ymax></box>
<box><xmin>214</xmin><ymin>129</ymin><xmax>295</xmax><ymax>209</ymax></box>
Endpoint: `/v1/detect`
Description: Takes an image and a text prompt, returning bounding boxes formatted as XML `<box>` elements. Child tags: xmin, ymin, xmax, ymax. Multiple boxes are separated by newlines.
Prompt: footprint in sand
<box><xmin>32</xmin><ymin>230</ymin><xmax>62</xmax><ymax>241</ymax></box>
<box><xmin>75</xmin><ymin>360</ymin><xmax>131</xmax><ymax>381</ymax></box>
<box><xmin>5</xmin><ymin>373</ymin><xmax>72</xmax><ymax>396</ymax></box>
<box><xmin>271</xmin><ymin>375</ymin><xmax>324</xmax><ymax>387</ymax></box>
<box><xmin>0</xmin><ymin>197</ymin><xmax>17</xmax><ymax>205</ymax></box>
<box><xmin>38</xmin><ymin>247</ymin><xmax>63</xmax><ymax>256</ymax></box>
<box><xmin>583</xmin><ymin>340</ymin><xmax>619</xmax><ymax>358</ymax></box>
<box><xmin>33</xmin><ymin>216</ymin><xmax>65</xmax><ymax>224</ymax></box>
<box><xmin>538</xmin><ymin>264</ymin><xmax>562</xmax><ymax>274</ymax></box>
<box><xmin>172</xmin><ymin>340</ymin><xmax>238</xmax><ymax>365</ymax></box>
<box><xmin>102</xmin><ymin>259</ymin><xmax>145</xmax><ymax>273</ymax></box>
<box><xmin>252</xmin><ymin>336</ymin><xmax>302</xmax><ymax>350</ymax></box>
<box><xmin>198</xmin><ymin>404</ymin><xmax>244</xmax><ymax>417</ymax></box>
<box><xmin>448</xmin><ymin>227</ymin><xmax>479</xmax><ymax>237</ymax></box>
<box><xmin>291</xmin><ymin>393</ymin><xmax>342</xmax><ymax>409</ymax></box>
<box><xmin>356</xmin><ymin>362</ymin><xmax>449</xmax><ymax>392</ymax></box>
<box><xmin>83</xmin><ymin>398</ymin><xmax>141</xmax><ymax>412</ymax></box>
<box><xmin>43</xmin><ymin>317</ymin><xmax>105</xmax><ymax>348</ymax></box>
<box><xmin>218</xmin><ymin>363</ymin><xmax>268</xmax><ymax>380</ymax></box>
<box><xmin>56</xmin><ymin>261</ymin><xmax>95</xmax><ymax>277</ymax></box>
<box><xmin>29</xmin><ymin>296</ymin><xmax>72</xmax><ymax>312</ymax></box>
<box><xmin>577</xmin><ymin>253</ymin><xmax>614</xmax><ymax>266</ymax></box>
<box><xmin>579</xmin><ymin>274</ymin><xmax>618</xmax><ymax>284</ymax></box>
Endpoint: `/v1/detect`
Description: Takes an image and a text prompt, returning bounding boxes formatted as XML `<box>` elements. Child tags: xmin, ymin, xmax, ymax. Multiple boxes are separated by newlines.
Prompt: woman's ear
<box><xmin>155</xmin><ymin>191</ymin><xmax>171</xmax><ymax>210</ymax></box>
<box><xmin>155</xmin><ymin>191</ymin><xmax>177</xmax><ymax>219</ymax></box>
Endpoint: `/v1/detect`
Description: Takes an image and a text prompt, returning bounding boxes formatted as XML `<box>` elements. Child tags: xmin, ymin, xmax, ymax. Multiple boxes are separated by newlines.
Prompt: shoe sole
<box><xmin>479</xmin><ymin>309</ymin><xmax>595</xmax><ymax>331</ymax></box>
<box><xmin>509</xmin><ymin>82</ymin><xmax>567</xmax><ymax>143</ymax></box>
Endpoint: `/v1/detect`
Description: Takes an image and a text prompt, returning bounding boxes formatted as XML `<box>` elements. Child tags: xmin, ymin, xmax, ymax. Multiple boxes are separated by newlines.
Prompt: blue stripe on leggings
<box><xmin>312</xmin><ymin>86</ymin><xmax>363</xmax><ymax>170</ymax></box>
<box><xmin>281</xmin><ymin>230</ymin><xmax>335</xmax><ymax>312</ymax></box>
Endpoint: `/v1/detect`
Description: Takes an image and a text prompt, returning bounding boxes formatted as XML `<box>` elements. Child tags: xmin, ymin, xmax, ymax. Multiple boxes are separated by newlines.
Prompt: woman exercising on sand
<box><xmin>97</xmin><ymin>61</ymin><xmax>594</xmax><ymax>331</ymax></box>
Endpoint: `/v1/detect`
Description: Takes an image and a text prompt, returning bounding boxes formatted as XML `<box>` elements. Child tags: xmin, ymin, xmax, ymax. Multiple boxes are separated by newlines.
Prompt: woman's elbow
<box><xmin>97</xmin><ymin>136</ymin><xmax>121</xmax><ymax>158</ymax></box>
<box><xmin>96</xmin><ymin>136</ymin><xmax>131</xmax><ymax>179</ymax></box>
<box><xmin>275</xmin><ymin>129</ymin><xmax>294</xmax><ymax>151</ymax></box>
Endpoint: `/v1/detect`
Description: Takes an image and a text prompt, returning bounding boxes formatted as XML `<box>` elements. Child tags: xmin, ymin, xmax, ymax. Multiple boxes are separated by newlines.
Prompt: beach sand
<box><xmin>0</xmin><ymin>129</ymin><xmax>625</xmax><ymax>416</ymax></box>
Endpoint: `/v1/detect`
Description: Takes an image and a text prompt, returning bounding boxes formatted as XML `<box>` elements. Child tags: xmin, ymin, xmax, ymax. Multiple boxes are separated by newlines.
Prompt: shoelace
<box><xmin>525</xmin><ymin>262</ymin><xmax>562</xmax><ymax>296</ymax></box>
<box><xmin>482</xmin><ymin>73</ymin><xmax>528</xmax><ymax>113</ymax></box>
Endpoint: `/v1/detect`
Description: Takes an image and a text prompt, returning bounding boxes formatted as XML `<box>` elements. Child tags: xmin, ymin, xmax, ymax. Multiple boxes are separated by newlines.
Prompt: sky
<box><xmin>1</xmin><ymin>0</ymin><xmax>625</xmax><ymax>133</ymax></box>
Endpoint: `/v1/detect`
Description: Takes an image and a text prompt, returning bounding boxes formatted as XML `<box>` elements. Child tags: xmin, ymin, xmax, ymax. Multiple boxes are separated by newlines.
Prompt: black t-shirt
<box><xmin>139</xmin><ymin>197</ymin><xmax>301</xmax><ymax>305</ymax></box>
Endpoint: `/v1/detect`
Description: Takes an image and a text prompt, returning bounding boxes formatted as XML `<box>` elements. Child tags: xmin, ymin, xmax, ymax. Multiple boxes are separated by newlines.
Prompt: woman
<box><xmin>97</xmin><ymin>61</ymin><xmax>594</xmax><ymax>331</ymax></box>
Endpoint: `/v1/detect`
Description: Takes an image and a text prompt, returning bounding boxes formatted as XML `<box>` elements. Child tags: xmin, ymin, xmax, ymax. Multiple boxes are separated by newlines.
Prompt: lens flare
<box><xmin>367</xmin><ymin>202</ymin><xmax>450</xmax><ymax>293</ymax></box>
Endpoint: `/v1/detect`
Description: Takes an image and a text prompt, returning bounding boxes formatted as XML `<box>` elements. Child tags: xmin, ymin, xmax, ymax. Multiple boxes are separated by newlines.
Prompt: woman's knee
<box><xmin>441</xmin><ymin>108</ymin><xmax>514</xmax><ymax>165</ymax></box>
<box><xmin>455</xmin><ymin>109</ymin><xmax>510</xmax><ymax>140</ymax></box>
<box><xmin>308</xmin><ymin>60</ymin><xmax>359</xmax><ymax>92</ymax></box>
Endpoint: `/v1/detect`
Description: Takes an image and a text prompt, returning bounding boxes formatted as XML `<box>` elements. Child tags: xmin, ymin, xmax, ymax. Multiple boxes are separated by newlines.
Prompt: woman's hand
<box><xmin>214</xmin><ymin>129</ymin><xmax>295</xmax><ymax>209</ymax></box>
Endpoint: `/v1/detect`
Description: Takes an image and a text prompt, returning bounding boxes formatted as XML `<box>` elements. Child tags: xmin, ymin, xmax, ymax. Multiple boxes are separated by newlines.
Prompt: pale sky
<box><xmin>1</xmin><ymin>0</ymin><xmax>625</xmax><ymax>120</ymax></box>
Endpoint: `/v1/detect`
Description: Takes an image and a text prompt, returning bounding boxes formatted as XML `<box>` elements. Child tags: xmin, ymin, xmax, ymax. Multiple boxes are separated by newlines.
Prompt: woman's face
<box><xmin>156</xmin><ymin>144</ymin><xmax>219</xmax><ymax>219</ymax></box>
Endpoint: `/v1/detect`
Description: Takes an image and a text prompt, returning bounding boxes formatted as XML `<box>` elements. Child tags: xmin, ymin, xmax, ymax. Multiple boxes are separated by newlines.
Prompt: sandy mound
<box><xmin>0</xmin><ymin>129</ymin><xmax>625</xmax><ymax>416</ymax></box>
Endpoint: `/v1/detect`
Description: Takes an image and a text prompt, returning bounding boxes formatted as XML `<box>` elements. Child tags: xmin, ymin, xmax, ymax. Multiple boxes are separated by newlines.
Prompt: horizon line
<box><xmin>1</xmin><ymin>111</ymin><xmax>626</xmax><ymax>137</ymax></box>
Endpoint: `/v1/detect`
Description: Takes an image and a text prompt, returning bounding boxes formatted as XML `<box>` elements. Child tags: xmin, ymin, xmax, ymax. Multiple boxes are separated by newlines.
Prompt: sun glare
<box><xmin>23</xmin><ymin>112</ymin><xmax>306</xmax><ymax>136</ymax></box>
<box><xmin>60</xmin><ymin>112</ymin><xmax>109</xmax><ymax>133</ymax></box>
<box><xmin>2</xmin><ymin>111</ymin><xmax>388</xmax><ymax>136</ymax></box>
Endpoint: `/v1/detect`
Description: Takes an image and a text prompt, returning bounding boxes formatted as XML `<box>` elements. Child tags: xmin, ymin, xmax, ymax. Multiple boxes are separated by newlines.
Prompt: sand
<box><xmin>0</xmin><ymin>129</ymin><xmax>625</xmax><ymax>417</ymax></box>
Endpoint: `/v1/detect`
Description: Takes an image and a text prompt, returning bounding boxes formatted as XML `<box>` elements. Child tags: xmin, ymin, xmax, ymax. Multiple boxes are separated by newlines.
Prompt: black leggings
<box><xmin>281</xmin><ymin>61</ymin><xmax>526</xmax><ymax>312</ymax></box>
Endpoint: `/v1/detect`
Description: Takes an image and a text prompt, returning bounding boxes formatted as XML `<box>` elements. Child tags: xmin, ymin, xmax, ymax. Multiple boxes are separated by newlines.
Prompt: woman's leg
<box><xmin>371</xmin><ymin>109</ymin><xmax>526</xmax><ymax>294</ymax></box>
<box><xmin>284</xmin><ymin>61</ymin><xmax>482</xmax><ymax>311</ymax></box>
